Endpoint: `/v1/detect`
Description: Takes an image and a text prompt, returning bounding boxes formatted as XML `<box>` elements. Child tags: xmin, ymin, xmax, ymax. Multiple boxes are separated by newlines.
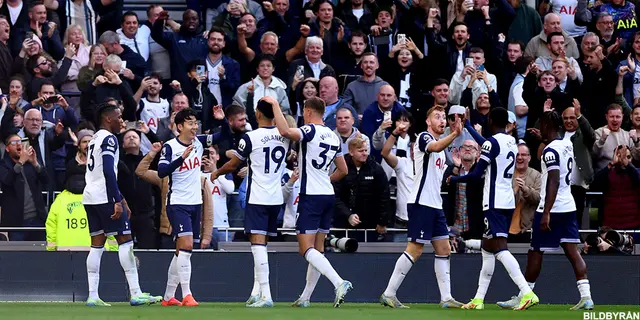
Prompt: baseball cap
<box><xmin>448</xmin><ymin>105</ymin><xmax>465</xmax><ymax>116</ymax></box>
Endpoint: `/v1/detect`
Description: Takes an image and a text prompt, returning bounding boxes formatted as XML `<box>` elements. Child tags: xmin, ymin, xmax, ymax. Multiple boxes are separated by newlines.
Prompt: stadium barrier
<box><xmin>0</xmin><ymin>251</ymin><xmax>637</xmax><ymax>304</ymax></box>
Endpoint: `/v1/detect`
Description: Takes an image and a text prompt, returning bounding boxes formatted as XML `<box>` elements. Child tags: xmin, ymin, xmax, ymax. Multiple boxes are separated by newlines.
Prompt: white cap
<box><xmin>448</xmin><ymin>105</ymin><xmax>465</xmax><ymax>116</ymax></box>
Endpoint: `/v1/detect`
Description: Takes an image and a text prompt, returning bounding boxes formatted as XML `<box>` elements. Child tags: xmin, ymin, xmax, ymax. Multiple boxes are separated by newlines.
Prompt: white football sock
<box><xmin>304</xmin><ymin>248</ymin><xmax>343</xmax><ymax>288</ymax></box>
<box><xmin>465</xmin><ymin>239</ymin><xmax>482</xmax><ymax>250</ymax></box>
<box><xmin>164</xmin><ymin>254</ymin><xmax>179</xmax><ymax>301</ymax></box>
<box><xmin>177</xmin><ymin>250</ymin><xmax>192</xmax><ymax>296</ymax></box>
<box><xmin>577</xmin><ymin>279</ymin><xmax>591</xmax><ymax>299</ymax></box>
<box><xmin>528</xmin><ymin>282</ymin><xmax>536</xmax><ymax>290</ymax></box>
<box><xmin>250</xmin><ymin>267</ymin><xmax>260</xmax><ymax>297</ymax></box>
<box><xmin>87</xmin><ymin>246</ymin><xmax>104</xmax><ymax>300</ymax></box>
<box><xmin>434</xmin><ymin>255</ymin><xmax>452</xmax><ymax>301</ymax></box>
<box><xmin>251</xmin><ymin>245</ymin><xmax>272</xmax><ymax>301</ymax></box>
<box><xmin>474</xmin><ymin>250</ymin><xmax>495</xmax><ymax>300</ymax></box>
<box><xmin>383</xmin><ymin>252</ymin><xmax>414</xmax><ymax>297</ymax></box>
<box><xmin>496</xmin><ymin>250</ymin><xmax>531</xmax><ymax>296</ymax></box>
<box><xmin>118</xmin><ymin>241</ymin><xmax>142</xmax><ymax>297</ymax></box>
<box><xmin>300</xmin><ymin>263</ymin><xmax>321</xmax><ymax>301</ymax></box>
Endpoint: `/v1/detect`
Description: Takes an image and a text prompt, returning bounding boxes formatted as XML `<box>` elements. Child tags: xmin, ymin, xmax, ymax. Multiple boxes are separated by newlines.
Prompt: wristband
<box><xmin>391</xmin><ymin>132</ymin><xmax>400</xmax><ymax>138</ymax></box>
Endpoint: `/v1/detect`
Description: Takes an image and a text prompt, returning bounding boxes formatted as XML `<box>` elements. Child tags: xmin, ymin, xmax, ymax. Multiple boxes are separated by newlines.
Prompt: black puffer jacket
<box><xmin>333</xmin><ymin>154</ymin><xmax>391</xmax><ymax>229</ymax></box>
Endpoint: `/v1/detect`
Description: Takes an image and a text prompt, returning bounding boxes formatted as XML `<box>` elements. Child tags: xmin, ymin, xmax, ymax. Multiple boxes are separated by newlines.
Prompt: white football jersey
<box><xmin>235</xmin><ymin>127</ymin><xmax>290</xmax><ymax>205</ymax></box>
<box><xmin>282</xmin><ymin>169</ymin><xmax>301</xmax><ymax>230</ymax></box>
<box><xmin>297</xmin><ymin>124</ymin><xmax>342</xmax><ymax>195</ymax></box>
<box><xmin>139</xmin><ymin>97</ymin><xmax>170</xmax><ymax>154</ymax></box>
<box><xmin>394</xmin><ymin>157</ymin><xmax>414</xmax><ymax>221</ymax></box>
<box><xmin>160</xmin><ymin>135</ymin><xmax>213</xmax><ymax>205</ymax></box>
<box><xmin>479</xmin><ymin>133</ymin><xmax>518</xmax><ymax>210</ymax></box>
<box><xmin>409</xmin><ymin>132</ymin><xmax>447</xmax><ymax>209</ymax></box>
<box><xmin>83</xmin><ymin>129</ymin><xmax>120</xmax><ymax>205</ymax></box>
<box><xmin>202</xmin><ymin>172</ymin><xmax>235</xmax><ymax>228</ymax></box>
<box><xmin>538</xmin><ymin>138</ymin><xmax>577</xmax><ymax>213</ymax></box>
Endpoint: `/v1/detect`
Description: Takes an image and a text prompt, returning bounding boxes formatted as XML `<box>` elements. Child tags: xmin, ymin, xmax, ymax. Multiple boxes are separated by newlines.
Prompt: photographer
<box><xmin>333</xmin><ymin>137</ymin><xmax>391</xmax><ymax>242</ymax></box>
<box><xmin>592</xmin><ymin>145</ymin><xmax>640</xmax><ymax>231</ymax></box>
<box><xmin>583</xmin><ymin>227</ymin><xmax>635</xmax><ymax>255</ymax></box>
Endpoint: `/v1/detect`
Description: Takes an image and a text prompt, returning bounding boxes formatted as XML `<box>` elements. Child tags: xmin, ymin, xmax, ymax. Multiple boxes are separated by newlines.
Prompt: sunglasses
<box><xmin>38</xmin><ymin>61</ymin><xmax>49</xmax><ymax>66</ymax></box>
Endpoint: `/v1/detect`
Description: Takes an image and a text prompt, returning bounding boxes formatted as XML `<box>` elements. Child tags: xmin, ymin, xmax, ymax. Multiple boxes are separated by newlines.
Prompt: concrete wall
<box><xmin>0</xmin><ymin>252</ymin><xmax>637</xmax><ymax>304</ymax></box>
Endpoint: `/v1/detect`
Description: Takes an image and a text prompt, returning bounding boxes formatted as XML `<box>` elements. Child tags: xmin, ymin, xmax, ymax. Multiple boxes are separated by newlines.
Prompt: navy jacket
<box><xmin>0</xmin><ymin>155</ymin><xmax>49</xmax><ymax>226</ymax></box>
<box><xmin>360</xmin><ymin>101</ymin><xmax>406</xmax><ymax>162</ymax></box>
<box><xmin>150</xmin><ymin>21</ymin><xmax>209</xmax><ymax>90</ymax></box>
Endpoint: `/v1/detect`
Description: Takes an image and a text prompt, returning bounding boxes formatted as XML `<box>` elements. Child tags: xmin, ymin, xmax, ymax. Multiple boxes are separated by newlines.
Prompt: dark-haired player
<box><xmin>381</xmin><ymin>105</ymin><xmax>463</xmax><ymax>309</ymax></box>
<box><xmin>158</xmin><ymin>107</ymin><xmax>222</xmax><ymax>307</ymax></box>
<box><xmin>269</xmin><ymin>95</ymin><xmax>352</xmax><ymax>308</ymax></box>
<box><xmin>211</xmin><ymin>98</ymin><xmax>290</xmax><ymax>308</ymax></box>
<box><xmin>449</xmin><ymin>107</ymin><xmax>538</xmax><ymax>310</ymax></box>
<box><xmin>498</xmin><ymin>111</ymin><xmax>593</xmax><ymax>310</ymax></box>
<box><xmin>83</xmin><ymin>103</ymin><xmax>161</xmax><ymax>306</ymax></box>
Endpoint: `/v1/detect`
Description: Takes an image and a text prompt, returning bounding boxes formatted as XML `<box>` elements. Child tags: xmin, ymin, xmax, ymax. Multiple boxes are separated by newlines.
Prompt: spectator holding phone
<box><xmin>449</xmin><ymin>47</ymin><xmax>497</xmax><ymax>105</ymax></box>
<box><xmin>61</xmin><ymin>24</ymin><xmax>91</xmax><ymax>93</ymax></box>
<box><xmin>19</xmin><ymin>38</ymin><xmax>74</xmax><ymax>100</ymax></box>
<box><xmin>25</xmin><ymin>81</ymin><xmax>79</xmax><ymax>129</ymax></box>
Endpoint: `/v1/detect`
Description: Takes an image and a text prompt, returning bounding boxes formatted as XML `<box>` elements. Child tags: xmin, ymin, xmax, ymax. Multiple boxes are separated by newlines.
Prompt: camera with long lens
<box><xmin>325</xmin><ymin>235</ymin><xmax>358</xmax><ymax>253</ymax></box>
<box><xmin>584</xmin><ymin>227</ymin><xmax>635</xmax><ymax>254</ymax></box>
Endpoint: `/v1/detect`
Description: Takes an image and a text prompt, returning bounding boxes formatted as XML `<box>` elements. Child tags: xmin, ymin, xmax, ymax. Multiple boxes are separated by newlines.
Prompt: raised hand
<box><xmin>138</xmin><ymin>121</ymin><xmax>150</xmax><ymax>134</ymax></box>
<box><xmin>181</xmin><ymin>144</ymin><xmax>194</xmax><ymax>159</ymax></box>
<box><xmin>543</xmin><ymin>98</ymin><xmax>554</xmax><ymax>112</ymax></box>
<box><xmin>300</xmin><ymin>24</ymin><xmax>311</xmax><ymax>37</ymax></box>
<box><xmin>262</xmin><ymin>1</ymin><xmax>273</xmax><ymax>11</ymax></box>
<box><xmin>65</xmin><ymin>43</ymin><xmax>76</xmax><ymax>59</ymax></box>
<box><xmin>151</xmin><ymin>142</ymin><xmax>163</xmax><ymax>153</ymax></box>
<box><xmin>337</xmin><ymin>25</ymin><xmax>345</xmax><ymax>42</ymax></box>
<box><xmin>452</xmin><ymin>147</ymin><xmax>461</xmax><ymax>167</ymax></box>
<box><xmin>93</xmin><ymin>75</ymin><xmax>108</xmax><ymax>86</ymax></box>
<box><xmin>68</xmin><ymin>128</ymin><xmax>78</xmax><ymax>146</ymax></box>
<box><xmin>213</xmin><ymin>104</ymin><xmax>225</xmax><ymax>120</ymax></box>
<box><xmin>47</xmin><ymin>22</ymin><xmax>57</xmax><ymax>39</ymax></box>
<box><xmin>247</xmin><ymin>78</ymin><xmax>255</xmax><ymax>94</ymax></box>
<box><xmin>628</xmin><ymin>54</ymin><xmax>636</xmax><ymax>73</ymax></box>
<box><xmin>572</xmin><ymin>98</ymin><xmax>581</xmax><ymax>117</ymax></box>
<box><xmin>481</xmin><ymin>5</ymin><xmax>490</xmax><ymax>18</ymax></box>
<box><xmin>54</xmin><ymin>120</ymin><xmax>64</xmax><ymax>136</ymax></box>
<box><xmin>122</xmin><ymin>68</ymin><xmax>134</xmax><ymax>80</ymax></box>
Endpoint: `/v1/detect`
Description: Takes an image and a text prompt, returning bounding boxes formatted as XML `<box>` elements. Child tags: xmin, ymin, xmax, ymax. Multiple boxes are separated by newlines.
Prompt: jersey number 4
<box><xmin>87</xmin><ymin>145</ymin><xmax>96</xmax><ymax>171</ymax></box>
<box><xmin>313</xmin><ymin>143</ymin><xmax>339</xmax><ymax>171</ymax></box>
<box><xmin>262</xmin><ymin>146</ymin><xmax>286</xmax><ymax>173</ymax></box>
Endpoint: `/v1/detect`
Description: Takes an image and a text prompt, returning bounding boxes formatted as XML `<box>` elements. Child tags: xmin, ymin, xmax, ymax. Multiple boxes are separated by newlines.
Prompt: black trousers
<box><xmin>131</xmin><ymin>215</ymin><xmax>157</xmax><ymax>249</ymax></box>
<box><xmin>571</xmin><ymin>185</ymin><xmax>587</xmax><ymax>241</ymax></box>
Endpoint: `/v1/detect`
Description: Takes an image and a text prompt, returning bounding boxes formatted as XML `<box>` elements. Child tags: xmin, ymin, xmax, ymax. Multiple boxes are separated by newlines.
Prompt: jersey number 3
<box><xmin>313</xmin><ymin>143</ymin><xmax>339</xmax><ymax>170</ymax></box>
<box><xmin>87</xmin><ymin>145</ymin><xmax>96</xmax><ymax>171</ymax></box>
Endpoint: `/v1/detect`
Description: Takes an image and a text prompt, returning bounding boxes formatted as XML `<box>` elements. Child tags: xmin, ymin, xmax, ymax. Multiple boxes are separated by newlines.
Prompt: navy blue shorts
<box><xmin>407</xmin><ymin>204</ymin><xmax>449</xmax><ymax>244</ymax></box>
<box><xmin>166</xmin><ymin>204</ymin><xmax>201</xmax><ymax>240</ymax></box>
<box><xmin>483</xmin><ymin>209</ymin><xmax>513</xmax><ymax>239</ymax></box>
<box><xmin>244</xmin><ymin>204</ymin><xmax>281</xmax><ymax>237</ymax></box>
<box><xmin>531</xmin><ymin>211</ymin><xmax>581</xmax><ymax>252</ymax></box>
<box><xmin>296</xmin><ymin>195</ymin><xmax>334</xmax><ymax>234</ymax></box>
<box><xmin>85</xmin><ymin>203</ymin><xmax>131</xmax><ymax>237</ymax></box>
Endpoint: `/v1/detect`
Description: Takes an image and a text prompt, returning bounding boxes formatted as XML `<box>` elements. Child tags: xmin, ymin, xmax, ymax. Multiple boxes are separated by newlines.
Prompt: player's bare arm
<box><xmin>542</xmin><ymin>169</ymin><xmax>560</xmax><ymax>232</ymax></box>
<box><xmin>212</xmin><ymin>154</ymin><xmax>242</xmax><ymax>181</ymax></box>
<box><xmin>265</xmin><ymin>96</ymin><xmax>301</xmax><ymax>141</ymax></box>
<box><xmin>428</xmin><ymin>117</ymin><xmax>462</xmax><ymax>153</ymax></box>
<box><xmin>330</xmin><ymin>155</ymin><xmax>348</xmax><ymax>182</ymax></box>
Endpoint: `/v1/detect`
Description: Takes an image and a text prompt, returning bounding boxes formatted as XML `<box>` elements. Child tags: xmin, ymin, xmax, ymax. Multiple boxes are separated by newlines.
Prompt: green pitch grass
<box><xmin>3</xmin><ymin>302</ymin><xmax>640</xmax><ymax>320</ymax></box>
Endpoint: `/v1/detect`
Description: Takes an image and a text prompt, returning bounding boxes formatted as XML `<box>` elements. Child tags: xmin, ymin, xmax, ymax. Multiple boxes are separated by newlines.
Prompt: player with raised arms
<box><xmin>448</xmin><ymin>107</ymin><xmax>538</xmax><ymax>310</ymax></box>
<box><xmin>380</xmin><ymin>105</ymin><xmax>464</xmax><ymax>309</ymax></box>
<box><xmin>497</xmin><ymin>111</ymin><xmax>593</xmax><ymax>310</ymax></box>
<box><xmin>83</xmin><ymin>103</ymin><xmax>161</xmax><ymax>306</ymax></box>
<box><xmin>211</xmin><ymin>98</ymin><xmax>290</xmax><ymax>307</ymax></box>
<box><xmin>268</xmin><ymin>95</ymin><xmax>352</xmax><ymax>308</ymax></box>
<box><xmin>157</xmin><ymin>106</ymin><xmax>223</xmax><ymax>307</ymax></box>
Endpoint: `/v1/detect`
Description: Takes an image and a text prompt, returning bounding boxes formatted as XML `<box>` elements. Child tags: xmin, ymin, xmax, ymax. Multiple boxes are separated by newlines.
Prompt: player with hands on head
<box><xmin>82</xmin><ymin>103</ymin><xmax>161</xmax><ymax>307</ymax></box>
<box><xmin>381</xmin><ymin>106</ymin><xmax>464</xmax><ymax>309</ymax></box>
<box><xmin>269</xmin><ymin>95</ymin><xmax>352</xmax><ymax>308</ymax></box>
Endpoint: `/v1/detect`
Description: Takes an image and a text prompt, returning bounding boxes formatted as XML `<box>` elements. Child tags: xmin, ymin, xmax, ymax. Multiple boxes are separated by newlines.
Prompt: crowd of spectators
<box><xmin>0</xmin><ymin>0</ymin><xmax>639</xmax><ymax>248</ymax></box>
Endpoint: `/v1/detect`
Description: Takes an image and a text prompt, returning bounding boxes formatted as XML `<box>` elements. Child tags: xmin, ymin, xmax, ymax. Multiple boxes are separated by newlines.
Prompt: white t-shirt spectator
<box><xmin>206</xmin><ymin>57</ymin><xmax>223</xmax><ymax>105</ymax></box>
<box><xmin>203</xmin><ymin>173</ymin><xmax>235</xmax><ymax>228</ymax></box>
<box><xmin>550</xmin><ymin>0</ymin><xmax>587</xmax><ymax>38</ymax></box>
<box><xmin>117</xmin><ymin>25</ymin><xmax>151</xmax><ymax>61</ymax></box>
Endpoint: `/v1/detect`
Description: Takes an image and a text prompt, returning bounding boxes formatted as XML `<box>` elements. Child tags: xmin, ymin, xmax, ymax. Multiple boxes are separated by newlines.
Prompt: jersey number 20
<box><xmin>262</xmin><ymin>146</ymin><xmax>286</xmax><ymax>173</ymax></box>
<box><xmin>313</xmin><ymin>143</ymin><xmax>339</xmax><ymax>170</ymax></box>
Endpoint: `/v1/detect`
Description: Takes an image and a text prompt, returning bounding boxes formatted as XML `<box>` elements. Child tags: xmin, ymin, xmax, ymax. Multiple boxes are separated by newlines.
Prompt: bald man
<box><xmin>320</xmin><ymin>76</ymin><xmax>360</xmax><ymax>130</ymax></box>
<box><xmin>361</xmin><ymin>85</ymin><xmax>407</xmax><ymax>162</ymax></box>
<box><xmin>525</xmin><ymin>13</ymin><xmax>579</xmax><ymax>59</ymax></box>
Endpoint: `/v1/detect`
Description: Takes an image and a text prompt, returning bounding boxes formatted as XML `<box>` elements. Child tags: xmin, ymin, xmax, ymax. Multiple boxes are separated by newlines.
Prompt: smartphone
<box><xmin>45</xmin><ymin>95</ymin><xmax>60</xmax><ymax>104</ymax></box>
<box><xmin>477</xmin><ymin>65</ymin><xmax>485</xmax><ymax>71</ymax></box>
<box><xmin>196</xmin><ymin>65</ymin><xmax>206</xmax><ymax>78</ymax></box>
<box><xmin>120</xmin><ymin>61</ymin><xmax>127</xmax><ymax>74</ymax></box>
<box><xmin>203</xmin><ymin>148</ymin><xmax>210</xmax><ymax>159</ymax></box>
<box><xmin>296</xmin><ymin>65</ymin><xmax>305</xmax><ymax>77</ymax></box>
<box><xmin>21</xmin><ymin>138</ymin><xmax>29</xmax><ymax>150</ymax></box>
<box><xmin>135</xmin><ymin>121</ymin><xmax>143</xmax><ymax>130</ymax></box>
<box><xmin>384</xmin><ymin>111</ymin><xmax>392</xmax><ymax>122</ymax></box>
<box><xmin>397</xmin><ymin>34</ymin><xmax>407</xmax><ymax>45</ymax></box>
<box><xmin>125</xmin><ymin>122</ymin><xmax>136</xmax><ymax>130</ymax></box>
<box><xmin>465</xmin><ymin>58</ymin><xmax>474</xmax><ymax>67</ymax></box>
